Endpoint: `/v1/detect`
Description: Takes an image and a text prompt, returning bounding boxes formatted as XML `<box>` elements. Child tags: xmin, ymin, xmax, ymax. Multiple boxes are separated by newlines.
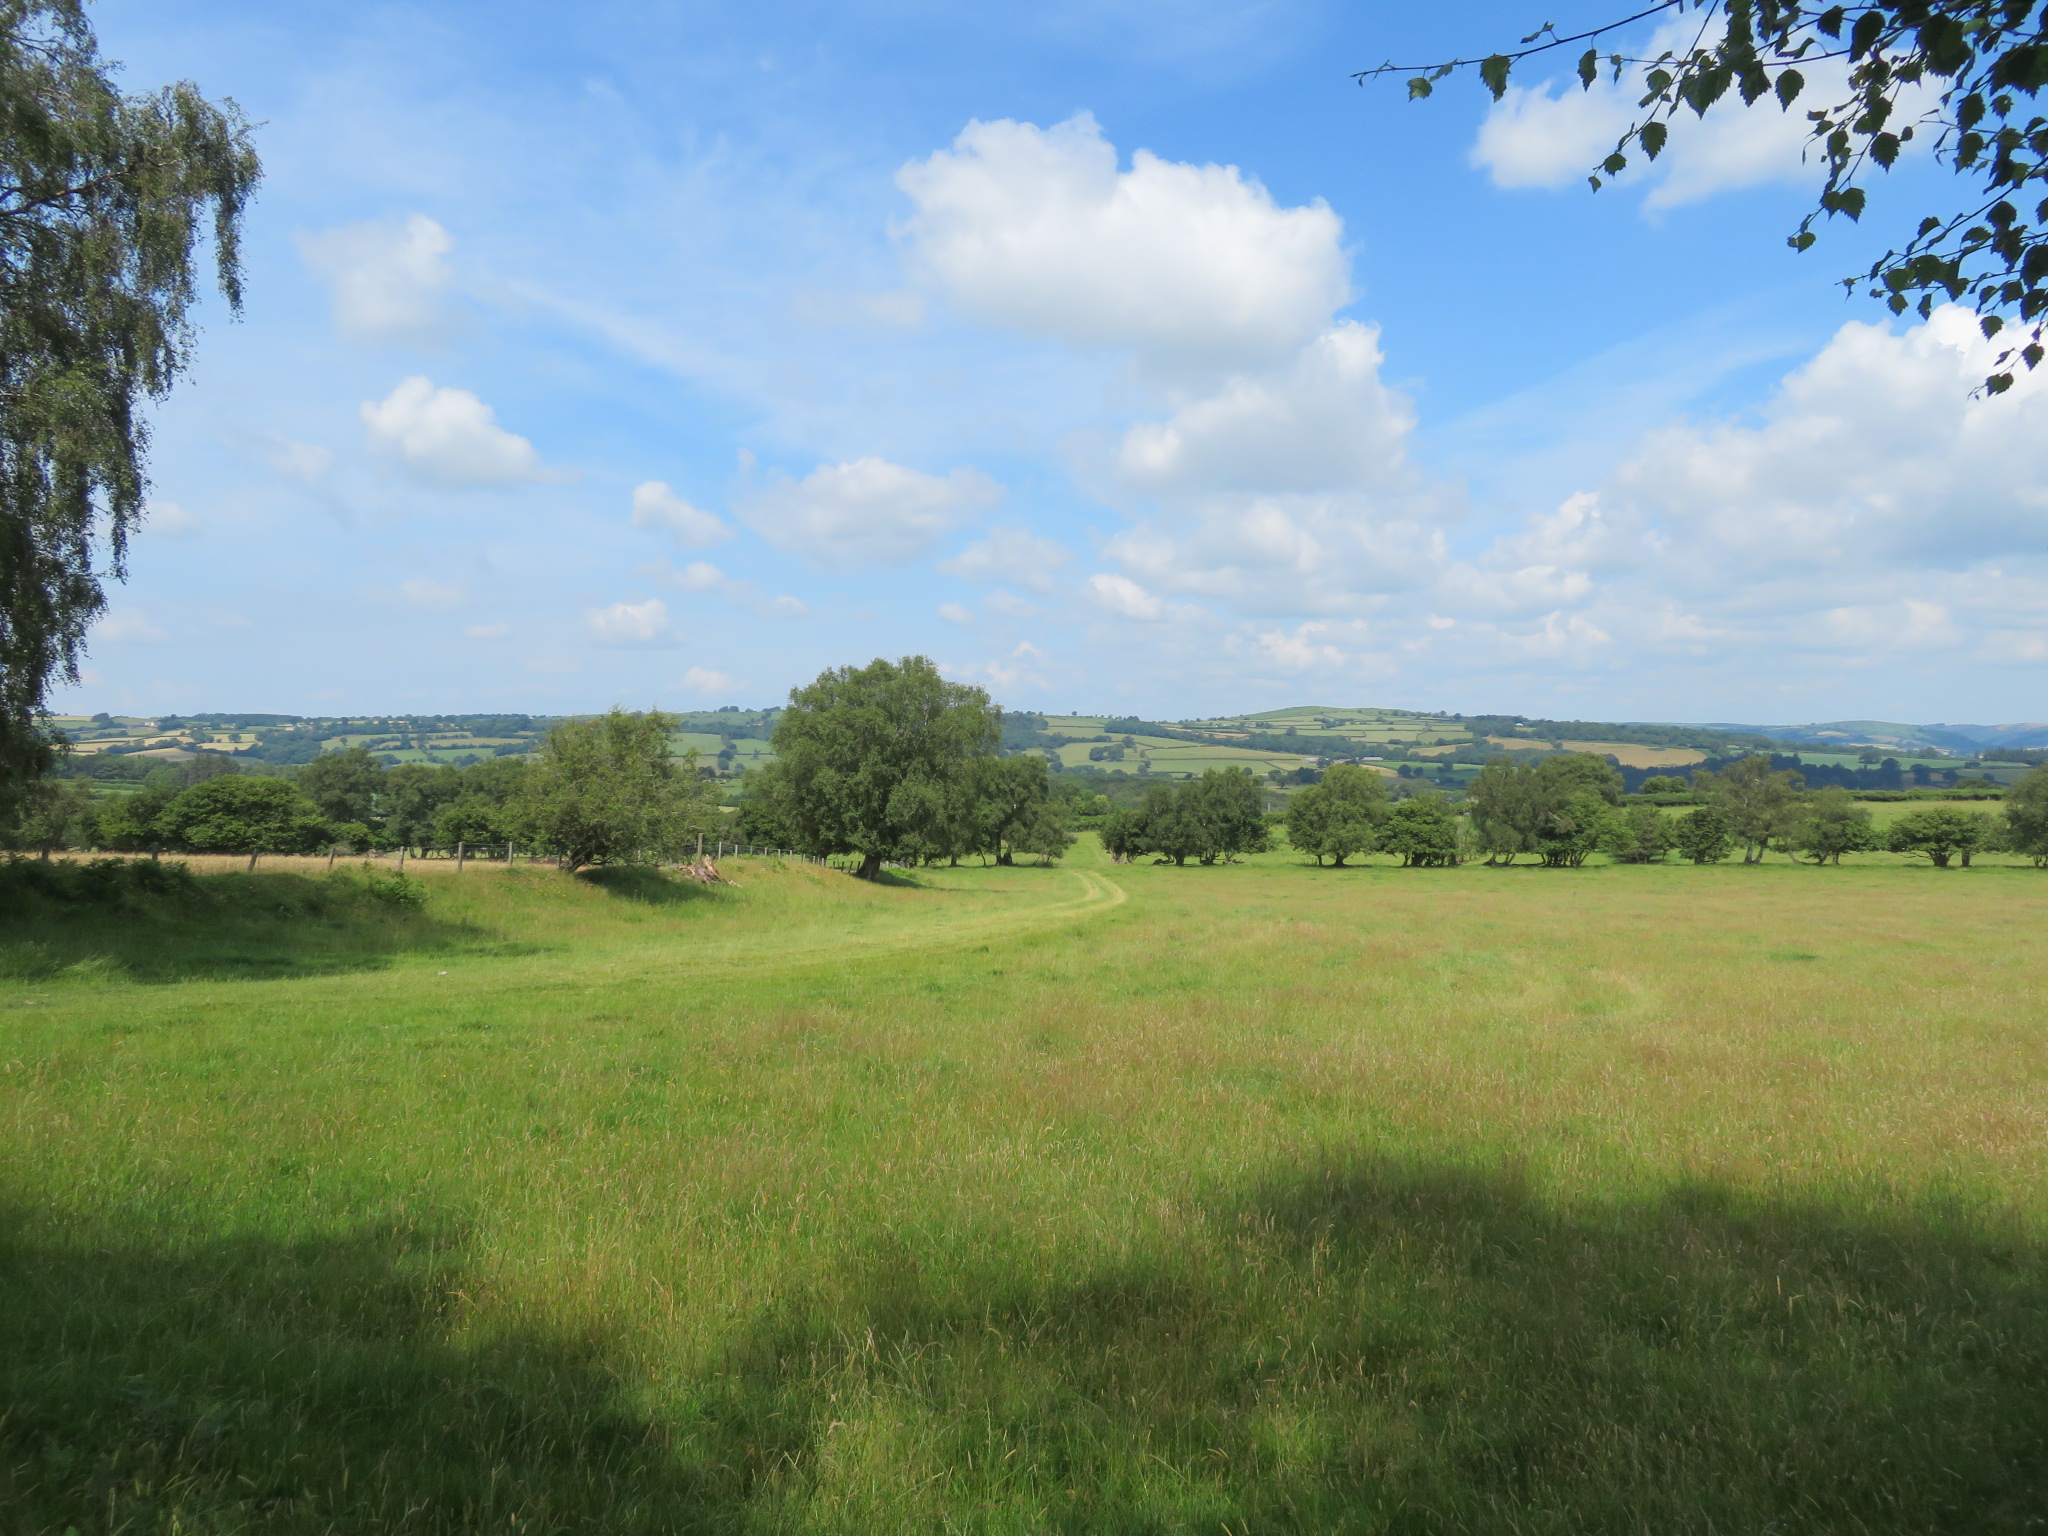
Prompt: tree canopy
<box><xmin>154</xmin><ymin>777</ymin><xmax>327</xmax><ymax>857</ymax></box>
<box><xmin>744</xmin><ymin>656</ymin><xmax>1001</xmax><ymax>879</ymax></box>
<box><xmin>1369</xmin><ymin>1</ymin><xmax>2048</xmax><ymax>390</ymax></box>
<box><xmin>1283</xmin><ymin>762</ymin><xmax>1388</xmax><ymax>866</ymax></box>
<box><xmin>0</xmin><ymin>1</ymin><xmax>259</xmax><ymax>803</ymax></box>
<box><xmin>513</xmin><ymin>708</ymin><xmax>716</xmax><ymax>871</ymax></box>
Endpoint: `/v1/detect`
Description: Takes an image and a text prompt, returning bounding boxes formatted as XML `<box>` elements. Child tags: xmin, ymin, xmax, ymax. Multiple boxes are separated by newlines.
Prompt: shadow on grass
<box><xmin>0</xmin><ymin>862</ymin><xmax>478</xmax><ymax>984</ymax></box>
<box><xmin>575</xmin><ymin>864</ymin><xmax>733</xmax><ymax>906</ymax></box>
<box><xmin>0</xmin><ymin>1208</ymin><xmax>717</xmax><ymax>1536</ymax></box>
<box><xmin>10</xmin><ymin>1160</ymin><xmax>2047</xmax><ymax>1532</ymax></box>
<box><xmin>710</xmin><ymin>1158</ymin><xmax>2048</xmax><ymax>1533</ymax></box>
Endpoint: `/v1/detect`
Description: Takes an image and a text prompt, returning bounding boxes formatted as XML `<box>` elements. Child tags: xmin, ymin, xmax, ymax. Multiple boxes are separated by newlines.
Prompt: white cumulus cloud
<box><xmin>898</xmin><ymin>113</ymin><xmax>1348</xmax><ymax>373</ymax></box>
<box><xmin>1099</xmin><ymin>321</ymin><xmax>1452</xmax><ymax>615</ymax></box>
<box><xmin>1469</xmin><ymin>32</ymin><xmax>1919</xmax><ymax>212</ymax></box>
<box><xmin>679</xmin><ymin>666</ymin><xmax>734</xmax><ymax>693</ymax></box>
<box><xmin>586</xmin><ymin>598</ymin><xmax>672</xmax><ymax>644</ymax></box>
<box><xmin>941</xmin><ymin>526</ymin><xmax>1072</xmax><ymax>591</ymax></box>
<box><xmin>298</xmin><ymin>214</ymin><xmax>456</xmax><ymax>345</ymax></box>
<box><xmin>1115</xmin><ymin>321</ymin><xmax>1416</xmax><ymax>496</ymax></box>
<box><xmin>740</xmin><ymin>457</ymin><xmax>1003</xmax><ymax>566</ymax></box>
<box><xmin>631</xmin><ymin>480</ymin><xmax>733</xmax><ymax>547</ymax></box>
<box><xmin>361</xmin><ymin>376</ymin><xmax>561</xmax><ymax>486</ymax></box>
<box><xmin>1089</xmin><ymin>573</ymin><xmax>1164</xmax><ymax>620</ymax></box>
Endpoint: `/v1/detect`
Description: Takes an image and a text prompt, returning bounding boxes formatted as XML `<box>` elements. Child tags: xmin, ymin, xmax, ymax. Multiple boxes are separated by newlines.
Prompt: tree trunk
<box><xmin>856</xmin><ymin>851</ymin><xmax>883</xmax><ymax>881</ymax></box>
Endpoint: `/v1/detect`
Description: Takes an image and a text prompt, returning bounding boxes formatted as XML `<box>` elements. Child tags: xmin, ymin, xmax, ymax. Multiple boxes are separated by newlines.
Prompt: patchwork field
<box><xmin>4</xmin><ymin>841</ymin><xmax>2047</xmax><ymax>1532</ymax></box>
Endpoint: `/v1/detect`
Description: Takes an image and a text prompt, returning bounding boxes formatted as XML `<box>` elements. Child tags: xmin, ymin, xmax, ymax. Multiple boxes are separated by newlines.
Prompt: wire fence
<box><xmin>313</xmin><ymin>840</ymin><xmax>898</xmax><ymax>875</ymax></box>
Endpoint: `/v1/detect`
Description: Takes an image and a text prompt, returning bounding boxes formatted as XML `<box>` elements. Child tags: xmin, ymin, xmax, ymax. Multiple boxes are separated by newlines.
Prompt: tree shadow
<box><xmin>0</xmin><ymin>866</ymin><xmax>480</xmax><ymax>984</ymax></box>
<box><xmin>704</xmin><ymin>1157</ymin><xmax>2048</xmax><ymax>1532</ymax></box>
<box><xmin>575</xmin><ymin>865</ymin><xmax>732</xmax><ymax>906</ymax></box>
<box><xmin>0</xmin><ymin>1205</ymin><xmax>730</xmax><ymax>1535</ymax></box>
<box><xmin>14</xmin><ymin>1160</ymin><xmax>2047</xmax><ymax>1531</ymax></box>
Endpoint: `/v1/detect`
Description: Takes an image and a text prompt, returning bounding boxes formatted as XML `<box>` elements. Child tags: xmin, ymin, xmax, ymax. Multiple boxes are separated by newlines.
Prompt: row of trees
<box><xmin>1260</xmin><ymin>753</ymin><xmax>2048</xmax><ymax>870</ymax></box>
<box><xmin>1099</xmin><ymin>768</ymin><xmax>1271</xmax><ymax>866</ymax></box>
<box><xmin>8</xmin><ymin>711</ymin><xmax>722</xmax><ymax>868</ymax></box>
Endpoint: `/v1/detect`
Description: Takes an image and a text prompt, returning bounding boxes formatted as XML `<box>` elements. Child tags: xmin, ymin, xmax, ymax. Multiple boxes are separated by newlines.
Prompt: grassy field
<box><xmin>4</xmin><ymin>841</ymin><xmax>2048</xmax><ymax>1532</ymax></box>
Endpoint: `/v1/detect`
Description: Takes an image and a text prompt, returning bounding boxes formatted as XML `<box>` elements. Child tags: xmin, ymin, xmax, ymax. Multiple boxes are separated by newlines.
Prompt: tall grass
<box><xmin>2</xmin><ymin>843</ymin><xmax>2045</xmax><ymax>1531</ymax></box>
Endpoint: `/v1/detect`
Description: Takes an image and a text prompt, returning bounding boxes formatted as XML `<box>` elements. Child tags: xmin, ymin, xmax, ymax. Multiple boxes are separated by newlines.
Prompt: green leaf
<box><xmin>1981</xmin><ymin>314</ymin><xmax>2005</xmax><ymax>340</ymax></box>
<box><xmin>1407</xmin><ymin>77</ymin><xmax>1434</xmax><ymax>100</ymax></box>
<box><xmin>1816</xmin><ymin>6</ymin><xmax>1846</xmax><ymax>38</ymax></box>
<box><xmin>1775</xmin><ymin>68</ymin><xmax>1804</xmax><ymax>108</ymax></box>
<box><xmin>1479</xmin><ymin>53</ymin><xmax>1512</xmax><ymax>99</ymax></box>
<box><xmin>1602</xmin><ymin>151</ymin><xmax>1628</xmax><ymax>175</ymax></box>
<box><xmin>1641</xmin><ymin>121</ymin><xmax>1669</xmax><ymax>159</ymax></box>
<box><xmin>1987</xmin><ymin>372</ymin><xmax>2015</xmax><ymax>393</ymax></box>
<box><xmin>1578</xmin><ymin>48</ymin><xmax>1598</xmax><ymax>89</ymax></box>
<box><xmin>1871</xmin><ymin>131</ymin><xmax>1900</xmax><ymax>167</ymax></box>
<box><xmin>1790</xmin><ymin>230</ymin><xmax>1818</xmax><ymax>251</ymax></box>
<box><xmin>1849</xmin><ymin>8</ymin><xmax>1883</xmax><ymax>59</ymax></box>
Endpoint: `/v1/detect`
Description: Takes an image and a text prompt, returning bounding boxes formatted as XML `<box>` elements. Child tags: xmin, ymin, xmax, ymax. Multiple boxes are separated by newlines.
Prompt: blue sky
<box><xmin>58</xmin><ymin>0</ymin><xmax>2048</xmax><ymax>724</ymax></box>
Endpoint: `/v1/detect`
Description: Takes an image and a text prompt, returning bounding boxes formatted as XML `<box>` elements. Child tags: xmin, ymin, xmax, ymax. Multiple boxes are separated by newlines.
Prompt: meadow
<box><xmin>4</xmin><ymin>840</ymin><xmax>2047</xmax><ymax>1532</ymax></box>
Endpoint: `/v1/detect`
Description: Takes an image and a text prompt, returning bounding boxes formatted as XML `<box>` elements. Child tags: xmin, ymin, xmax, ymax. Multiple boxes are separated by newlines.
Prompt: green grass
<box><xmin>4</xmin><ymin>843</ymin><xmax>2048</xmax><ymax>1531</ymax></box>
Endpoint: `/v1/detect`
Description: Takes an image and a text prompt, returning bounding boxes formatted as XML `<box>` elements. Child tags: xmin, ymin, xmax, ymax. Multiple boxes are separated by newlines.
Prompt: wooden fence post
<box><xmin>456</xmin><ymin>840</ymin><xmax>466</xmax><ymax>871</ymax></box>
<box><xmin>397</xmin><ymin>846</ymin><xmax>407</xmax><ymax>871</ymax></box>
<box><xmin>247</xmin><ymin>850</ymin><xmax>258</xmax><ymax>872</ymax></box>
<box><xmin>326</xmin><ymin>845</ymin><xmax>337</xmax><ymax>872</ymax></box>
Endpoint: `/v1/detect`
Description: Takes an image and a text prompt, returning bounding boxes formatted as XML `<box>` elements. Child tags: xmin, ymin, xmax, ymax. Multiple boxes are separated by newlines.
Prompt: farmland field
<box><xmin>5</xmin><ymin>840</ymin><xmax>2048</xmax><ymax>1532</ymax></box>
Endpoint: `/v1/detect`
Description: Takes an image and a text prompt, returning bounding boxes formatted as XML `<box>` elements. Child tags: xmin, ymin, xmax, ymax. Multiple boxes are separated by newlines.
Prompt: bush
<box><xmin>1674</xmin><ymin>808</ymin><xmax>1734</xmax><ymax>865</ymax></box>
<box><xmin>323</xmin><ymin>864</ymin><xmax>427</xmax><ymax>910</ymax></box>
<box><xmin>0</xmin><ymin>855</ymin><xmax>199</xmax><ymax>916</ymax></box>
<box><xmin>1381</xmin><ymin>796</ymin><xmax>1461</xmax><ymax>867</ymax></box>
<box><xmin>1786</xmin><ymin>790</ymin><xmax>1879</xmax><ymax>865</ymax></box>
<box><xmin>156</xmin><ymin>777</ymin><xmax>330</xmax><ymax>855</ymax></box>
<box><xmin>1887</xmin><ymin>806</ymin><xmax>1996</xmax><ymax>868</ymax></box>
<box><xmin>1604</xmin><ymin>803</ymin><xmax>1673</xmax><ymax>864</ymax></box>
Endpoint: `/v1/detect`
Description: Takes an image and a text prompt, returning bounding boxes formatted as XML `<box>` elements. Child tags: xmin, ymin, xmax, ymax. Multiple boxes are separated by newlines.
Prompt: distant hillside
<box><xmin>1704</xmin><ymin>720</ymin><xmax>2048</xmax><ymax>752</ymax></box>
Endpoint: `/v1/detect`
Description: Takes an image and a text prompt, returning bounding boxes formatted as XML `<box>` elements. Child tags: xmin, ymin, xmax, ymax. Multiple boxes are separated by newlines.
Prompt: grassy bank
<box><xmin>3</xmin><ymin>843</ymin><xmax>2046</xmax><ymax>1531</ymax></box>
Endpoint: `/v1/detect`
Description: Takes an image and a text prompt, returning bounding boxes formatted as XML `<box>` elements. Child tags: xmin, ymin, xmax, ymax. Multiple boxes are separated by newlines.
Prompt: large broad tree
<box><xmin>155</xmin><ymin>777</ymin><xmax>328</xmax><ymax>857</ymax></box>
<box><xmin>1467</xmin><ymin>752</ymin><xmax>1623</xmax><ymax>865</ymax></box>
<box><xmin>754</xmin><ymin>656</ymin><xmax>1000</xmax><ymax>880</ymax></box>
<box><xmin>1370</xmin><ymin>2</ymin><xmax>2048</xmax><ymax>391</ymax></box>
<box><xmin>514</xmin><ymin>708</ymin><xmax>715</xmax><ymax>872</ymax></box>
<box><xmin>296</xmin><ymin>747</ymin><xmax>386</xmax><ymax>826</ymax></box>
<box><xmin>1184</xmin><ymin>767</ymin><xmax>1271</xmax><ymax>865</ymax></box>
<box><xmin>0</xmin><ymin>3</ymin><xmax>258</xmax><ymax>804</ymax></box>
<box><xmin>1787</xmin><ymin>786</ymin><xmax>1881</xmax><ymax>862</ymax></box>
<box><xmin>1283</xmin><ymin>762</ymin><xmax>1388</xmax><ymax>866</ymax></box>
<box><xmin>1696</xmin><ymin>755</ymin><xmax>1805</xmax><ymax>862</ymax></box>
<box><xmin>1381</xmin><ymin>794</ymin><xmax>1464</xmax><ymax>867</ymax></box>
<box><xmin>1887</xmin><ymin>802</ymin><xmax>1996</xmax><ymax>865</ymax></box>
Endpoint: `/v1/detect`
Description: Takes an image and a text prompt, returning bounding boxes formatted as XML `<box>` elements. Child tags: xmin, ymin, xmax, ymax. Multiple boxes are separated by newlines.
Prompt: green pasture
<box><xmin>4</xmin><ymin>841</ymin><xmax>2048</xmax><ymax>1532</ymax></box>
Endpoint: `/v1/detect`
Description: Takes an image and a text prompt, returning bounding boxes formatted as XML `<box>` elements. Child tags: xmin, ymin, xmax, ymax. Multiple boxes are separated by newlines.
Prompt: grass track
<box><xmin>4</xmin><ymin>841</ymin><xmax>2048</xmax><ymax>1532</ymax></box>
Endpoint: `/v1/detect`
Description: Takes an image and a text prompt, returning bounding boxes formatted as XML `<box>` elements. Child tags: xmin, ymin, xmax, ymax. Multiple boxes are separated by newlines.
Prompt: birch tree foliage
<box><xmin>1365</xmin><ymin>1</ymin><xmax>2048</xmax><ymax>391</ymax></box>
<box><xmin>0</xmin><ymin>0</ymin><xmax>259</xmax><ymax>801</ymax></box>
